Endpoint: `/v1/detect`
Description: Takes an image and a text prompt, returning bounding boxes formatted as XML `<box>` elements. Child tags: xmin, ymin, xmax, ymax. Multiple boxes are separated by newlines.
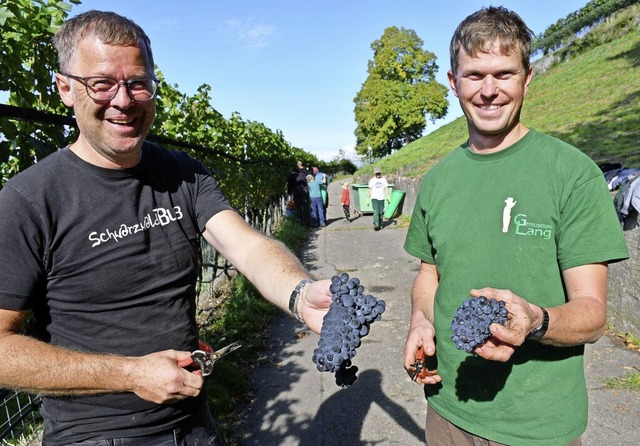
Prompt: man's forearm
<box><xmin>0</xmin><ymin>333</ymin><xmax>133</xmax><ymax>395</ymax></box>
<box><xmin>536</xmin><ymin>297</ymin><xmax>607</xmax><ymax>347</ymax></box>
<box><xmin>411</xmin><ymin>262</ymin><xmax>439</xmax><ymax>324</ymax></box>
<box><xmin>539</xmin><ymin>263</ymin><xmax>609</xmax><ymax>346</ymax></box>
<box><xmin>240</xmin><ymin>236</ymin><xmax>312</xmax><ymax>313</ymax></box>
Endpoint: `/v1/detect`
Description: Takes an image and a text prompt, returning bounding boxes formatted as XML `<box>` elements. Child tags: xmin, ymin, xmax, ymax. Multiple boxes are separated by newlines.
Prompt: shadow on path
<box><xmin>311</xmin><ymin>369</ymin><xmax>425</xmax><ymax>445</ymax></box>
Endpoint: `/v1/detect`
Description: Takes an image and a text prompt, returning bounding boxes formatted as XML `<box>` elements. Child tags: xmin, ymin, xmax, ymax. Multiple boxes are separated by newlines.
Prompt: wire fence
<box><xmin>0</xmin><ymin>390</ymin><xmax>42</xmax><ymax>445</ymax></box>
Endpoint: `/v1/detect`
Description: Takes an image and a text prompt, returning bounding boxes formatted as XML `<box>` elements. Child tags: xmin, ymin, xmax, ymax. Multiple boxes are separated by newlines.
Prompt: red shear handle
<box><xmin>198</xmin><ymin>340</ymin><xmax>213</xmax><ymax>353</ymax></box>
<box><xmin>177</xmin><ymin>340</ymin><xmax>213</xmax><ymax>370</ymax></box>
<box><xmin>414</xmin><ymin>345</ymin><xmax>438</xmax><ymax>379</ymax></box>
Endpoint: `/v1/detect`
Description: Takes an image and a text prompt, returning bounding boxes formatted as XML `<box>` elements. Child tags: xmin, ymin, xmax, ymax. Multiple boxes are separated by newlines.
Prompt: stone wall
<box><xmin>357</xmin><ymin>173</ymin><xmax>640</xmax><ymax>339</ymax></box>
<box><xmin>607</xmin><ymin>209</ymin><xmax>640</xmax><ymax>338</ymax></box>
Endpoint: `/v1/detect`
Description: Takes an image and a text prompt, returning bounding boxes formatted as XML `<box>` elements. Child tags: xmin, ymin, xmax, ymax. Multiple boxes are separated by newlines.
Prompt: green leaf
<box><xmin>0</xmin><ymin>7</ymin><xmax>16</xmax><ymax>27</ymax></box>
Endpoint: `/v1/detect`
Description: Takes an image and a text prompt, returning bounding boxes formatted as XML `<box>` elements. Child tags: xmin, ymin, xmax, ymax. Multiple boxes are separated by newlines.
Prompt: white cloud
<box><xmin>225</xmin><ymin>19</ymin><xmax>278</xmax><ymax>49</ymax></box>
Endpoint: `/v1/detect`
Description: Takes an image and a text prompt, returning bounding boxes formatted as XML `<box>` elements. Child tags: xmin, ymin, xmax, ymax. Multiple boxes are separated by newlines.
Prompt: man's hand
<box><xmin>127</xmin><ymin>350</ymin><xmax>204</xmax><ymax>404</ymax></box>
<box><xmin>298</xmin><ymin>279</ymin><xmax>333</xmax><ymax>334</ymax></box>
<box><xmin>469</xmin><ymin>287</ymin><xmax>540</xmax><ymax>362</ymax></box>
<box><xmin>403</xmin><ymin>317</ymin><xmax>441</xmax><ymax>385</ymax></box>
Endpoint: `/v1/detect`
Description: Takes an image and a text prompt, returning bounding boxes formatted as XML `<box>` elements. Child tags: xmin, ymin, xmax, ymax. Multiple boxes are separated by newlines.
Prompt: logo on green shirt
<box><xmin>503</xmin><ymin>196</ymin><xmax>552</xmax><ymax>240</ymax></box>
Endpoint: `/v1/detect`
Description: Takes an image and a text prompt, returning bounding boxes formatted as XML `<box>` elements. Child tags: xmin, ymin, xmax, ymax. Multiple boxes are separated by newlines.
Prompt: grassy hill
<box><xmin>363</xmin><ymin>5</ymin><xmax>640</xmax><ymax>179</ymax></box>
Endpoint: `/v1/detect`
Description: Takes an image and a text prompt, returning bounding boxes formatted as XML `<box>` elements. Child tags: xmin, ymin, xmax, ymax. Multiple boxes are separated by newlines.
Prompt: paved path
<box><xmin>236</xmin><ymin>179</ymin><xmax>640</xmax><ymax>446</ymax></box>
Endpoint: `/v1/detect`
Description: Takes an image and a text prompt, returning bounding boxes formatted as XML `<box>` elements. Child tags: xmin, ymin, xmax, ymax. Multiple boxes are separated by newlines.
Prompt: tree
<box><xmin>353</xmin><ymin>26</ymin><xmax>449</xmax><ymax>158</ymax></box>
<box><xmin>0</xmin><ymin>0</ymin><xmax>80</xmax><ymax>183</ymax></box>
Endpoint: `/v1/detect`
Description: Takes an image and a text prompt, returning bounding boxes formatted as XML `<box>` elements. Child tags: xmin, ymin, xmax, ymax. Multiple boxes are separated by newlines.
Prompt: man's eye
<box><xmin>128</xmin><ymin>80</ymin><xmax>149</xmax><ymax>91</ymax></box>
<box><xmin>89</xmin><ymin>79</ymin><xmax>116</xmax><ymax>89</ymax></box>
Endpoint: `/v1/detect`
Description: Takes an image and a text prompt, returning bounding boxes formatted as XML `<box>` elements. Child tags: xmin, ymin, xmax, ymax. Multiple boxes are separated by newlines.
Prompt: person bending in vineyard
<box><xmin>402</xmin><ymin>6</ymin><xmax>628</xmax><ymax>445</ymax></box>
<box><xmin>0</xmin><ymin>10</ymin><xmax>331</xmax><ymax>446</ymax></box>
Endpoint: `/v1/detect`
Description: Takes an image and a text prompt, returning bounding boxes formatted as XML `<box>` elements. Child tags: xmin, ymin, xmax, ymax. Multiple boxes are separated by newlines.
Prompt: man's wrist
<box><xmin>288</xmin><ymin>279</ymin><xmax>314</xmax><ymax>322</ymax></box>
<box><xmin>526</xmin><ymin>307</ymin><xmax>549</xmax><ymax>340</ymax></box>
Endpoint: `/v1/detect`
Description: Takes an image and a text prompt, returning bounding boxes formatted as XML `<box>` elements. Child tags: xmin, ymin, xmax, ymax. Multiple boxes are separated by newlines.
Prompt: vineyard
<box><xmin>0</xmin><ymin>0</ymin><xmax>325</xmax><ymax>213</ymax></box>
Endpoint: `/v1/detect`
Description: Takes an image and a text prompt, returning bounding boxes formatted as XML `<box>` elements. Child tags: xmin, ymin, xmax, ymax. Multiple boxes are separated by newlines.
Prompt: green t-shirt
<box><xmin>404</xmin><ymin>129</ymin><xmax>628</xmax><ymax>445</ymax></box>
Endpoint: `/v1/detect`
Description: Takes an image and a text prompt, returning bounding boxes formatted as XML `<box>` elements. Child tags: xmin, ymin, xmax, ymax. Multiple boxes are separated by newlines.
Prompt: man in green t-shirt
<box><xmin>402</xmin><ymin>7</ymin><xmax>629</xmax><ymax>445</ymax></box>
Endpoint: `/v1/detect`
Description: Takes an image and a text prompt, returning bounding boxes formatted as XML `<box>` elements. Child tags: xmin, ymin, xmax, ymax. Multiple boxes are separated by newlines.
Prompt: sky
<box><xmin>63</xmin><ymin>1</ymin><xmax>590</xmax><ymax>162</ymax></box>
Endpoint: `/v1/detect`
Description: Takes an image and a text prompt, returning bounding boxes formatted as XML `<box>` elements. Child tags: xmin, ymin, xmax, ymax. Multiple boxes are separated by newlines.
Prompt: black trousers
<box><xmin>63</xmin><ymin>400</ymin><xmax>225</xmax><ymax>446</ymax></box>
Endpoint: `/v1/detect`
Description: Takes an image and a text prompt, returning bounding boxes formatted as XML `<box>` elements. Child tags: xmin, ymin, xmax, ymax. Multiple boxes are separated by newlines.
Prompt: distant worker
<box><xmin>340</xmin><ymin>181</ymin><xmax>352</xmax><ymax>222</ymax></box>
<box><xmin>367</xmin><ymin>167</ymin><xmax>391</xmax><ymax>231</ymax></box>
<box><xmin>313</xmin><ymin>166</ymin><xmax>329</xmax><ymax>214</ymax></box>
<box><xmin>307</xmin><ymin>174</ymin><xmax>326</xmax><ymax>227</ymax></box>
<box><xmin>287</xmin><ymin>161</ymin><xmax>310</xmax><ymax>226</ymax></box>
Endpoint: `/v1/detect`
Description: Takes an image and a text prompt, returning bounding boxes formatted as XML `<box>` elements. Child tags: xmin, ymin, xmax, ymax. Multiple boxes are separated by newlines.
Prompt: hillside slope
<box><xmin>367</xmin><ymin>8</ymin><xmax>640</xmax><ymax>179</ymax></box>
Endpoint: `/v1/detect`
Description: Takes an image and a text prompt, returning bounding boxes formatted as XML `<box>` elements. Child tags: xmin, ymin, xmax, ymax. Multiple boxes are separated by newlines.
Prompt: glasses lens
<box><xmin>127</xmin><ymin>78</ymin><xmax>157</xmax><ymax>101</ymax></box>
<box><xmin>85</xmin><ymin>77</ymin><xmax>119</xmax><ymax>100</ymax></box>
<box><xmin>83</xmin><ymin>77</ymin><xmax>157</xmax><ymax>101</ymax></box>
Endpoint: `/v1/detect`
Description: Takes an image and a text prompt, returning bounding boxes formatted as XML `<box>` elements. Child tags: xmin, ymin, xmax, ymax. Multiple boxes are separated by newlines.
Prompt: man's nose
<box><xmin>110</xmin><ymin>82</ymin><xmax>135</xmax><ymax>107</ymax></box>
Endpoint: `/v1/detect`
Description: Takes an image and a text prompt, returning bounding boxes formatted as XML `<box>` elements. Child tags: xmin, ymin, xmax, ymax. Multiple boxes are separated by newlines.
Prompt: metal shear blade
<box><xmin>191</xmin><ymin>341</ymin><xmax>242</xmax><ymax>376</ymax></box>
<box><xmin>212</xmin><ymin>341</ymin><xmax>242</xmax><ymax>360</ymax></box>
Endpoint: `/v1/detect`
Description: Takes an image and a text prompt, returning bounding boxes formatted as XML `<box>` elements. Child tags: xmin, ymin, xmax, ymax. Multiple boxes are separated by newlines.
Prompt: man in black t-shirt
<box><xmin>286</xmin><ymin>161</ymin><xmax>311</xmax><ymax>225</ymax></box>
<box><xmin>0</xmin><ymin>11</ymin><xmax>331</xmax><ymax>445</ymax></box>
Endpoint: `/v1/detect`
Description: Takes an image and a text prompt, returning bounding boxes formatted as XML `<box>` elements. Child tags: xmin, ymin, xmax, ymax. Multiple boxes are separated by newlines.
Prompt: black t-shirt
<box><xmin>0</xmin><ymin>142</ymin><xmax>233</xmax><ymax>444</ymax></box>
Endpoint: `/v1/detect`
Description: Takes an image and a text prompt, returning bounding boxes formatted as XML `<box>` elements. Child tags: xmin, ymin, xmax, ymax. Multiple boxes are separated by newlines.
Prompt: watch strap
<box><xmin>288</xmin><ymin>279</ymin><xmax>313</xmax><ymax>321</ymax></box>
<box><xmin>526</xmin><ymin>307</ymin><xmax>549</xmax><ymax>340</ymax></box>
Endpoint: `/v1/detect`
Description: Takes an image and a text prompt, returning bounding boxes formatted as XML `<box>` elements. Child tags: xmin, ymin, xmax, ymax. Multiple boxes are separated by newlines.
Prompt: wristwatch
<box><xmin>526</xmin><ymin>307</ymin><xmax>549</xmax><ymax>340</ymax></box>
<box><xmin>288</xmin><ymin>278</ymin><xmax>314</xmax><ymax>322</ymax></box>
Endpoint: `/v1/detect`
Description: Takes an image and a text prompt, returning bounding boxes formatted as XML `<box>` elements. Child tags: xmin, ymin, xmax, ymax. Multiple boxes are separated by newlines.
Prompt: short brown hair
<box><xmin>449</xmin><ymin>6</ymin><xmax>533</xmax><ymax>74</ymax></box>
<box><xmin>53</xmin><ymin>10</ymin><xmax>154</xmax><ymax>73</ymax></box>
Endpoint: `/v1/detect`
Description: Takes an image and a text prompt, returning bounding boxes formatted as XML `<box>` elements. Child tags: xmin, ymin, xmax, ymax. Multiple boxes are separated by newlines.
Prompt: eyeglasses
<box><xmin>61</xmin><ymin>73</ymin><xmax>159</xmax><ymax>102</ymax></box>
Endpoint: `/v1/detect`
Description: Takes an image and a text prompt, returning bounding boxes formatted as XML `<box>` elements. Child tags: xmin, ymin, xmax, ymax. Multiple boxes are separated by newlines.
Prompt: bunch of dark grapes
<box><xmin>312</xmin><ymin>273</ymin><xmax>386</xmax><ymax>387</ymax></box>
<box><xmin>450</xmin><ymin>296</ymin><xmax>509</xmax><ymax>353</ymax></box>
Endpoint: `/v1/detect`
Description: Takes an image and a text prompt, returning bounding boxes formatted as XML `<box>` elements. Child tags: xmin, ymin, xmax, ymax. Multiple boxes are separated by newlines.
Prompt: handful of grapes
<box><xmin>312</xmin><ymin>273</ymin><xmax>386</xmax><ymax>387</ymax></box>
<box><xmin>450</xmin><ymin>296</ymin><xmax>508</xmax><ymax>352</ymax></box>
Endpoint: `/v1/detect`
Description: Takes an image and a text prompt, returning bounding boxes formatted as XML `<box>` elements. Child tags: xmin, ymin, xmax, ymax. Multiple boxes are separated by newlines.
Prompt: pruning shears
<box><xmin>178</xmin><ymin>340</ymin><xmax>242</xmax><ymax>376</ymax></box>
<box><xmin>410</xmin><ymin>345</ymin><xmax>438</xmax><ymax>381</ymax></box>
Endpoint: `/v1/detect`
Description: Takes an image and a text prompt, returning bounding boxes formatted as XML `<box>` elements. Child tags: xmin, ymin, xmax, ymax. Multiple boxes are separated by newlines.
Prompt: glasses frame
<box><xmin>61</xmin><ymin>73</ymin><xmax>159</xmax><ymax>102</ymax></box>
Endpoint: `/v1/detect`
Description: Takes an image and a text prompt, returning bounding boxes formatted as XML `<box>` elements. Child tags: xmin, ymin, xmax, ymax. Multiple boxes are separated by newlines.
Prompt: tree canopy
<box><xmin>353</xmin><ymin>26</ymin><xmax>449</xmax><ymax>159</ymax></box>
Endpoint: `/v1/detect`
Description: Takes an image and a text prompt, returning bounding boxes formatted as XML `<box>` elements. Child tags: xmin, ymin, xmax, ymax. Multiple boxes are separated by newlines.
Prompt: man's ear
<box><xmin>55</xmin><ymin>73</ymin><xmax>74</xmax><ymax>107</ymax></box>
<box><xmin>524</xmin><ymin>66</ymin><xmax>534</xmax><ymax>95</ymax></box>
<box><xmin>447</xmin><ymin>70</ymin><xmax>459</xmax><ymax>98</ymax></box>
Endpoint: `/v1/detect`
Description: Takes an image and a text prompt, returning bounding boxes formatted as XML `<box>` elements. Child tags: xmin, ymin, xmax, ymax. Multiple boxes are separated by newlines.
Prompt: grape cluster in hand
<box><xmin>450</xmin><ymin>296</ymin><xmax>508</xmax><ymax>352</ymax></box>
<box><xmin>312</xmin><ymin>273</ymin><xmax>386</xmax><ymax>387</ymax></box>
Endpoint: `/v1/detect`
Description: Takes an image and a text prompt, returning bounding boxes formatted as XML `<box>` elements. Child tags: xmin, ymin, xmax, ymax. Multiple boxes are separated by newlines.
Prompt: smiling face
<box><xmin>56</xmin><ymin>37</ymin><xmax>155</xmax><ymax>169</ymax></box>
<box><xmin>448</xmin><ymin>42</ymin><xmax>533</xmax><ymax>153</ymax></box>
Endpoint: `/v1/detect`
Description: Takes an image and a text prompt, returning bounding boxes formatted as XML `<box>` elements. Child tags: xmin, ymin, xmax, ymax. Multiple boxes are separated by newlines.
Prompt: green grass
<box><xmin>361</xmin><ymin>6</ymin><xmax>640</xmax><ymax>178</ymax></box>
<box><xmin>524</xmin><ymin>30</ymin><xmax>640</xmax><ymax>166</ymax></box>
<box><xmin>601</xmin><ymin>332</ymin><xmax>640</xmax><ymax>392</ymax></box>
<box><xmin>603</xmin><ymin>371</ymin><xmax>640</xmax><ymax>391</ymax></box>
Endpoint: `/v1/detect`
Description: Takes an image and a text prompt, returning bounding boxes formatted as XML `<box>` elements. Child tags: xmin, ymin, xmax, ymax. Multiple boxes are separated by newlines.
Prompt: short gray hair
<box><xmin>53</xmin><ymin>10</ymin><xmax>154</xmax><ymax>73</ymax></box>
